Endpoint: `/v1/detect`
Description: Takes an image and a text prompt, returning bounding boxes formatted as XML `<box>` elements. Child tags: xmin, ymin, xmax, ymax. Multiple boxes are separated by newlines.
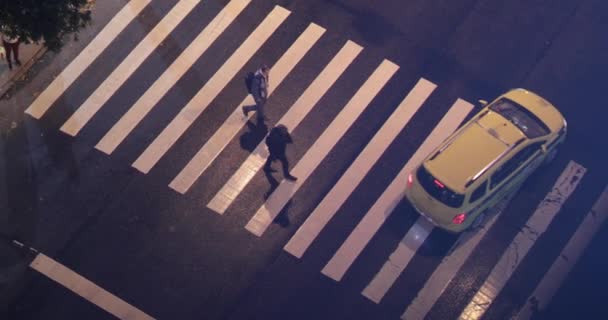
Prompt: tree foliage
<box><xmin>0</xmin><ymin>0</ymin><xmax>92</xmax><ymax>51</ymax></box>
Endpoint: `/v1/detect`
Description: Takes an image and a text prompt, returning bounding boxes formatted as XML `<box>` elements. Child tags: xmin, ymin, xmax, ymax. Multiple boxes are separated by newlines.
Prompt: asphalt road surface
<box><xmin>1</xmin><ymin>0</ymin><xmax>607</xmax><ymax>319</ymax></box>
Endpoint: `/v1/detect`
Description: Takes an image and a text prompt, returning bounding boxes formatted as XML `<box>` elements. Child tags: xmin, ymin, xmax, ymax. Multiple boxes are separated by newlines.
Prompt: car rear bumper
<box><xmin>407</xmin><ymin>197</ymin><xmax>467</xmax><ymax>234</ymax></box>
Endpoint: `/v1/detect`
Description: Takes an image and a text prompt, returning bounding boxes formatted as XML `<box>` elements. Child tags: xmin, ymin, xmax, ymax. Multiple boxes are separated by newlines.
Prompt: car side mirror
<box><xmin>478</xmin><ymin>99</ymin><xmax>488</xmax><ymax>107</ymax></box>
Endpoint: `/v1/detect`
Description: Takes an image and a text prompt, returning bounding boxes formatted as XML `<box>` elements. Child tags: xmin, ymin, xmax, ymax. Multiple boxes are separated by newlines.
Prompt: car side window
<box><xmin>470</xmin><ymin>181</ymin><xmax>487</xmax><ymax>203</ymax></box>
<box><xmin>490</xmin><ymin>142</ymin><xmax>542</xmax><ymax>189</ymax></box>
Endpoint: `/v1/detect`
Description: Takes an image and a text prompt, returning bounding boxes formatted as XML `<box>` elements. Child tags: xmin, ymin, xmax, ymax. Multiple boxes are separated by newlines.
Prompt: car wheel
<box><xmin>469</xmin><ymin>210</ymin><xmax>487</xmax><ymax>230</ymax></box>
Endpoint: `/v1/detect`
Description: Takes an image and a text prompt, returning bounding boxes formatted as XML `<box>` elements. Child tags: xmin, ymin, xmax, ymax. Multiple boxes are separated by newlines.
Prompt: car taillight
<box><xmin>407</xmin><ymin>173</ymin><xmax>413</xmax><ymax>188</ymax></box>
<box><xmin>433</xmin><ymin>179</ymin><xmax>445</xmax><ymax>188</ymax></box>
<box><xmin>452</xmin><ymin>213</ymin><xmax>466</xmax><ymax>224</ymax></box>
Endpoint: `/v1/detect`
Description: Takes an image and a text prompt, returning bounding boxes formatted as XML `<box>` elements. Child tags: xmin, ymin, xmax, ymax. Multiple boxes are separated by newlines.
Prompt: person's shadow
<box><xmin>239</xmin><ymin>119</ymin><xmax>268</xmax><ymax>152</ymax></box>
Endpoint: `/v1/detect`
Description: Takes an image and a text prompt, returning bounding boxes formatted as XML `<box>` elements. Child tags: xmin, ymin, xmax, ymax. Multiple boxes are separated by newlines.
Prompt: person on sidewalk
<box><xmin>2</xmin><ymin>33</ymin><xmax>21</xmax><ymax>70</ymax></box>
<box><xmin>264</xmin><ymin>124</ymin><xmax>297</xmax><ymax>181</ymax></box>
<box><xmin>243</xmin><ymin>65</ymin><xmax>270</xmax><ymax>122</ymax></box>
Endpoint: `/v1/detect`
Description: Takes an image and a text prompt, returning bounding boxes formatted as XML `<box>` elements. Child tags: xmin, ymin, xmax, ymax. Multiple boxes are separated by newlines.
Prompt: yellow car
<box><xmin>405</xmin><ymin>89</ymin><xmax>567</xmax><ymax>233</ymax></box>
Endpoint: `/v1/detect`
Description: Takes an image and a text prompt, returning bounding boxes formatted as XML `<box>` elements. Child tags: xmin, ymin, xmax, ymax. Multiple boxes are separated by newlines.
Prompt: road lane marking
<box><xmin>132</xmin><ymin>6</ymin><xmax>290</xmax><ymax>174</ymax></box>
<box><xmin>60</xmin><ymin>0</ymin><xmax>200</xmax><ymax>136</ymax></box>
<box><xmin>168</xmin><ymin>22</ymin><xmax>325</xmax><ymax>194</ymax></box>
<box><xmin>96</xmin><ymin>0</ymin><xmax>251</xmax><ymax>155</ymax></box>
<box><xmin>458</xmin><ymin>161</ymin><xmax>586</xmax><ymax>320</ymax></box>
<box><xmin>30</xmin><ymin>253</ymin><xmax>155</xmax><ymax>320</ymax></box>
<box><xmin>245</xmin><ymin>59</ymin><xmax>399</xmax><ymax>236</ymax></box>
<box><xmin>25</xmin><ymin>0</ymin><xmax>152</xmax><ymax>119</ymax></box>
<box><xmin>207</xmin><ymin>40</ymin><xmax>362</xmax><ymax>214</ymax></box>
<box><xmin>283</xmin><ymin>78</ymin><xmax>438</xmax><ymax>258</ymax></box>
<box><xmin>516</xmin><ymin>184</ymin><xmax>608</xmax><ymax>320</ymax></box>
<box><xmin>362</xmin><ymin>217</ymin><xmax>433</xmax><ymax>303</ymax></box>
<box><xmin>400</xmin><ymin>191</ymin><xmax>515</xmax><ymax>320</ymax></box>
<box><xmin>321</xmin><ymin>99</ymin><xmax>474</xmax><ymax>281</ymax></box>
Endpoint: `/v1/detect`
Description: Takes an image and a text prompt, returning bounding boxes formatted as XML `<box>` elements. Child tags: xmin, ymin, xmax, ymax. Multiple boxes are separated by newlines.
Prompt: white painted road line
<box><xmin>245</xmin><ymin>60</ymin><xmax>399</xmax><ymax>236</ymax></box>
<box><xmin>207</xmin><ymin>40</ymin><xmax>362</xmax><ymax>214</ymax></box>
<box><xmin>284</xmin><ymin>78</ymin><xmax>437</xmax><ymax>259</ymax></box>
<box><xmin>459</xmin><ymin>161</ymin><xmax>586</xmax><ymax>320</ymax></box>
<box><xmin>25</xmin><ymin>0</ymin><xmax>152</xmax><ymax>119</ymax></box>
<box><xmin>169</xmin><ymin>22</ymin><xmax>325</xmax><ymax>194</ymax></box>
<box><xmin>132</xmin><ymin>5</ymin><xmax>290</xmax><ymax>174</ymax></box>
<box><xmin>96</xmin><ymin>0</ymin><xmax>251</xmax><ymax>155</ymax></box>
<box><xmin>362</xmin><ymin>216</ymin><xmax>433</xmax><ymax>303</ymax></box>
<box><xmin>60</xmin><ymin>0</ymin><xmax>200</xmax><ymax>136</ymax></box>
<box><xmin>401</xmin><ymin>191</ymin><xmax>514</xmax><ymax>320</ymax></box>
<box><xmin>30</xmin><ymin>253</ymin><xmax>155</xmax><ymax>320</ymax></box>
<box><xmin>516</xmin><ymin>184</ymin><xmax>608</xmax><ymax>320</ymax></box>
<box><xmin>321</xmin><ymin>99</ymin><xmax>474</xmax><ymax>281</ymax></box>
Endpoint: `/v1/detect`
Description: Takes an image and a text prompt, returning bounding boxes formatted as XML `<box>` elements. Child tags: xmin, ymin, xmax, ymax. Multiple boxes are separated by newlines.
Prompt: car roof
<box><xmin>502</xmin><ymin>89</ymin><xmax>565</xmax><ymax>132</ymax></box>
<box><xmin>424</xmin><ymin>110</ymin><xmax>526</xmax><ymax>193</ymax></box>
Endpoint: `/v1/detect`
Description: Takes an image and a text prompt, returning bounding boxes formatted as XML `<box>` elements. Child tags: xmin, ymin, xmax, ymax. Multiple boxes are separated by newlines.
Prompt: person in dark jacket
<box><xmin>243</xmin><ymin>65</ymin><xmax>270</xmax><ymax>122</ymax></box>
<box><xmin>264</xmin><ymin>124</ymin><xmax>297</xmax><ymax>181</ymax></box>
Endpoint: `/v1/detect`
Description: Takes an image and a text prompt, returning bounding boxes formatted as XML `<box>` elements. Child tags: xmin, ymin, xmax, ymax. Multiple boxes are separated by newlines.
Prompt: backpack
<box><xmin>245</xmin><ymin>72</ymin><xmax>255</xmax><ymax>93</ymax></box>
<box><xmin>266</xmin><ymin>125</ymin><xmax>291</xmax><ymax>149</ymax></box>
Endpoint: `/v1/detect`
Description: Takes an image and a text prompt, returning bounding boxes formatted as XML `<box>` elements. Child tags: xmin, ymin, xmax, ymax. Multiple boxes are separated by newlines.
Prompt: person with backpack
<box><xmin>243</xmin><ymin>65</ymin><xmax>270</xmax><ymax>122</ymax></box>
<box><xmin>264</xmin><ymin>124</ymin><xmax>297</xmax><ymax>181</ymax></box>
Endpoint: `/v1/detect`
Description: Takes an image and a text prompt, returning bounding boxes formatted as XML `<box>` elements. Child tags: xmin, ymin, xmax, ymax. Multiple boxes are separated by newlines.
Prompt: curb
<box><xmin>0</xmin><ymin>44</ymin><xmax>48</xmax><ymax>99</ymax></box>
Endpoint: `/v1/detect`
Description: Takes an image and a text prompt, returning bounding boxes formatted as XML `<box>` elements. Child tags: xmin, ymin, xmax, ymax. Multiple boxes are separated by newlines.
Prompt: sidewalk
<box><xmin>0</xmin><ymin>42</ymin><xmax>46</xmax><ymax>100</ymax></box>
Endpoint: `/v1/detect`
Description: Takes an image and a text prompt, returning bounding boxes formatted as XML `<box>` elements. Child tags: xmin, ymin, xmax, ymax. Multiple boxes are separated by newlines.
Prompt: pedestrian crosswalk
<box><xmin>458</xmin><ymin>161</ymin><xmax>586</xmax><ymax>320</ymax></box>
<box><xmin>169</xmin><ymin>22</ymin><xmax>325</xmax><ymax>194</ymax></box>
<box><xmin>24</xmin><ymin>0</ymin><xmax>151</xmax><ymax>119</ymax></box>
<box><xmin>321</xmin><ymin>98</ymin><xmax>473</xmax><ymax>282</ymax></box>
<box><xmin>95</xmin><ymin>0</ymin><xmax>252</xmax><ymax>156</ymax></box>
<box><xmin>24</xmin><ymin>1</ymin><xmax>604</xmax><ymax>319</ymax></box>
<box><xmin>245</xmin><ymin>58</ymin><xmax>398</xmax><ymax>236</ymax></box>
<box><xmin>133</xmin><ymin>4</ymin><xmax>290</xmax><ymax>174</ymax></box>
<box><xmin>61</xmin><ymin>0</ymin><xmax>201</xmax><ymax>137</ymax></box>
<box><xmin>207</xmin><ymin>39</ymin><xmax>362</xmax><ymax>214</ymax></box>
<box><xmin>516</xmin><ymin>185</ymin><xmax>608</xmax><ymax>320</ymax></box>
<box><xmin>284</xmin><ymin>78</ymin><xmax>437</xmax><ymax>258</ymax></box>
<box><xmin>402</xmin><ymin>190</ymin><xmax>514</xmax><ymax>320</ymax></box>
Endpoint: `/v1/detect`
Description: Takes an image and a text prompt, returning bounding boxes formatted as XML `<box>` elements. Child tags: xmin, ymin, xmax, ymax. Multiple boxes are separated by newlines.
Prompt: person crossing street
<box><xmin>264</xmin><ymin>124</ymin><xmax>297</xmax><ymax>181</ymax></box>
<box><xmin>243</xmin><ymin>65</ymin><xmax>270</xmax><ymax>122</ymax></box>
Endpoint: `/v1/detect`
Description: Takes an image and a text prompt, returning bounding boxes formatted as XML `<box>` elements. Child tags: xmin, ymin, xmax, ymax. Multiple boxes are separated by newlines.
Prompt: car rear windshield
<box><xmin>489</xmin><ymin>98</ymin><xmax>550</xmax><ymax>138</ymax></box>
<box><xmin>416</xmin><ymin>165</ymin><xmax>464</xmax><ymax>208</ymax></box>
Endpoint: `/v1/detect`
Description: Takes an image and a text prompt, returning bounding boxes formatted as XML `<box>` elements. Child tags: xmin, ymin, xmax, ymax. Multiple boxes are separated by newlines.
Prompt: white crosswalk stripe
<box><xmin>207</xmin><ymin>40</ymin><xmax>363</xmax><ymax>214</ymax></box>
<box><xmin>401</xmin><ymin>190</ymin><xmax>515</xmax><ymax>320</ymax></box>
<box><xmin>245</xmin><ymin>59</ymin><xmax>399</xmax><ymax>236</ymax></box>
<box><xmin>25</xmin><ymin>0</ymin><xmax>152</xmax><ymax>119</ymax></box>
<box><xmin>459</xmin><ymin>160</ymin><xmax>586</xmax><ymax>320</ymax></box>
<box><xmin>169</xmin><ymin>22</ymin><xmax>325</xmax><ymax>194</ymax></box>
<box><xmin>284</xmin><ymin>78</ymin><xmax>437</xmax><ymax>258</ymax></box>
<box><xmin>362</xmin><ymin>216</ymin><xmax>434</xmax><ymax>303</ymax></box>
<box><xmin>96</xmin><ymin>0</ymin><xmax>251</xmax><ymax>155</ymax></box>
<box><xmin>60</xmin><ymin>0</ymin><xmax>201</xmax><ymax>136</ymax></box>
<box><xmin>360</xmin><ymin>99</ymin><xmax>473</xmax><ymax>303</ymax></box>
<box><xmin>132</xmin><ymin>5</ymin><xmax>291</xmax><ymax>174</ymax></box>
<box><xmin>321</xmin><ymin>99</ymin><xmax>474</xmax><ymax>281</ymax></box>
<box><xmin>516</xmin><ymin>184</ymin><xmax>608</xmax><ymax>320</ymax></box>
